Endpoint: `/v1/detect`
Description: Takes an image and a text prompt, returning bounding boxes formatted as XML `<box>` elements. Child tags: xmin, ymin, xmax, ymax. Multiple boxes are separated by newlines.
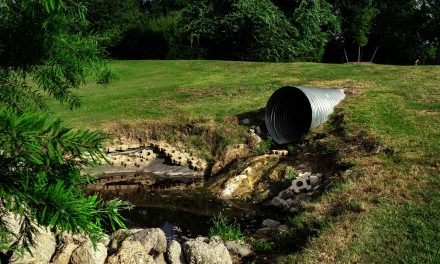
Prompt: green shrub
<box><xmin>248</xmin><ymin>237</ymin><xmax>275</xmax><ymax>253</ymax></box>
<box><xmin>208</xmin><ymin>215</ymin><xmax>244</xmax><ymax>241</ymax></box>
<box><xmin>285</xmin><ymin>166</ymin><xmax>298</xmax><ymax>181</ymax></box>
<box><xmin>254</xmin><ymin>137</ymin><xmax>273</xmax><ymax>154</ymax></box>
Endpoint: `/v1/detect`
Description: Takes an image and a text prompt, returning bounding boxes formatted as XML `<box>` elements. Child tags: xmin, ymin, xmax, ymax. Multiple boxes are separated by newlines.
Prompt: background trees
<box><xmin>81</xmin><ymin>0</ymin><xmax>439</xmax><ymax>64</ymax></box>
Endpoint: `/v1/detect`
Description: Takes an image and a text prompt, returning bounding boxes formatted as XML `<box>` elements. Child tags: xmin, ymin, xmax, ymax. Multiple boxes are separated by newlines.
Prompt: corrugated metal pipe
<box><xmin>265</xmin><ymin>86</ymin><xmax>345</xmax><ymax>144</ymax></box>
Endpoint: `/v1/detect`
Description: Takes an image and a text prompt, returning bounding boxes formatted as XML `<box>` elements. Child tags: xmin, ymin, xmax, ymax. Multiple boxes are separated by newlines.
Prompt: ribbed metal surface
<box><xmin>265</xmin><ymin>86</ymin><xmax>345</xmax><ymax>144</ymax></box>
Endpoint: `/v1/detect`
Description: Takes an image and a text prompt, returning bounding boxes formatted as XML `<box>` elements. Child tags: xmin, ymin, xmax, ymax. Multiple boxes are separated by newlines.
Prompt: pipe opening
<box><xmin>265</xmin><ymin>86</ymin><xmax>312</xmax><ymax>144</ymax></box>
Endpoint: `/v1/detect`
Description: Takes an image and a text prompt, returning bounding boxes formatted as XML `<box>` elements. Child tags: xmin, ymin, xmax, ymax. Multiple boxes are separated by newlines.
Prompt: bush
<box><xmin>254</xmin><ymin>137</ymin><xmax>273</xmax><ymax>154</ymax></box>
<box><xmin>223</xmin><ymin>0</ymin><xmax>299</xmax><ymax>62</ymax></box>
<box><xmin>208</xmin><ymin>215</ymin><xmax>244</xmax><ymax>241</ymax></box>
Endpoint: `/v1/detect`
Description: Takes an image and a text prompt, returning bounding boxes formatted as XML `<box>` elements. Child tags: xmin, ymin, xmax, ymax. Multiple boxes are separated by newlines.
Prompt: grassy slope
<box><xmin>48</xmin><ymin>60</ymin><xmax>440</xmax><ymax>263</ymax></box>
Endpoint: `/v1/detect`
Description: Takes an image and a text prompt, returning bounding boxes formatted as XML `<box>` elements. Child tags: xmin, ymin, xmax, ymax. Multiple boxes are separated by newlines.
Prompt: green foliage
<box><xmin>254</xmin><ymin>137</ymin><xmax>273</xmax><ymax>154</ymax></box>
<box><xmin>285</xmin><ymin>166</ymin><xmax>298</xmax><ymax>181</ymax></box>
<box><xmin>178</xmin><ymin>2</ymin><xmax>218</xmax><ymax>58</ymax></box>
<box><xmin>224</xmin><ymin>0</ymin><xmax>299</xmax><ymax>62</ymax></box>
<box><xmin>0</xmin><ymin>0</ymin><xmax>109</xmax><ymax>111</ymax></box>
<box><xmin>86</xmin><ymin>0</ymin><xmax>144</xmax><ymax>49</ymax></box>
<box><xmin>351</xmin><ymin>0</ymin><xmax>378</xmax><ymax>47</ymax></box>
<box><xmin>208</xmin><ymin>215</ymin><xmax>244</xmax><ymax>241</ymax></box>
<box><xmin>248</xmin><ymin>237</ymin><xmax>275</xmax><ymax>253</ymax></box>
<box><xmin>0</xmin><ymin>0</ymin><xmax>129</xmax><ymax>255</ymax></box>
<box><xmin>291</xmin><ymin>0</ymin><xmax>341</xmax><ymax>61</ymax></box>
<box><xmin>0</xmin><ymin>110</ymin><xmax>132</xmax><ymax>251</ymax></box>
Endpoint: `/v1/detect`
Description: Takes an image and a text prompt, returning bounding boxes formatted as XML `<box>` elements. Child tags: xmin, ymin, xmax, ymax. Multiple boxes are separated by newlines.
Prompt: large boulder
<box><xmin>167</xmin><ymin>240</ymin><xmax>186</xmax><ymax>264</ymax></box>
<box><xmin>106</xmin><ymin>240</ymin><xmax>155</xmax><ymax>264</ymax></box>
<box><xmin>124</xmin><ymin>228</ymin><xmax>167</xmax><ymax>255</ymax></box>
<box><xmin>52</xmin><ymin>242</ymin><xmax>80</xmax><ymax>264</ymax></box>
<box><xmin>10</xmin><ymin>226</ymin><xmax>56</xmax><ymax>264</ymax></box>
<box><xmin>70</xmin><ymin>239</ymin><xmax>107</xmax><ymax>264</ymax></box>
<box><xmin>183</xmin><ymin>236</ymin><xmax>232</xmax><ymax>264</ymax></box>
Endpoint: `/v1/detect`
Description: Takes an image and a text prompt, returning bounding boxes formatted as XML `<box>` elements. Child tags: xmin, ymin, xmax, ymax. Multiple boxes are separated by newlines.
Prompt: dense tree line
<box><xmin>86</xmin><ymin>0</ymin><xmax>440</xmax><ymax>64</ymax></box>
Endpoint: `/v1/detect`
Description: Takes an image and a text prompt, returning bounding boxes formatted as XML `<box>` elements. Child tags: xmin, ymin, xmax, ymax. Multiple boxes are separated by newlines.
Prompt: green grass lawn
<box><xmin>49</xmin><ymin>60</ymin><xmax>440</xmax><ymax>263</ymax></box>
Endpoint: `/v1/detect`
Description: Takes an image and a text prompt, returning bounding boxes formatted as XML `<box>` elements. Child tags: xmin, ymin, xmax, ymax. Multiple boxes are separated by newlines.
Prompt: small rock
<box><xmin>255</xmin><ymin>126</ymin><xmax>262</xmax><ymax>135</ymax></box>
<box><xmin>309</xmin><ymin>175</ymin><xmax>320</xmax><ymax>186</ymax></box>
<box><xmin>167</xmin><ymin>240</ymin><xmax>186</xmax><ymax>264</ymax></box>
<box><xmin>262</xmin><ymin>219</ymin><xmax>280</xmax><ymax>229</ymax></box>
<box><xmin>225</xmin><ymin>240</ymin><xmax>253</xmax><ymax>257</ymax></box>
<box><xmin>269</xmin><ymin>197</ymin><xmax>289</xmax><ymax>209</ymax></box>
<box><xmin>241</xmin><ymin>119</ymin><xmax>250</xmax><ymax>125</ymax></box>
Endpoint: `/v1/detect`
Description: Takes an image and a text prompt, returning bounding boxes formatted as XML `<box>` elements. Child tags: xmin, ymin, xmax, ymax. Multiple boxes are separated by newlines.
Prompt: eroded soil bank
<box><xmin>83</xmin><ymin>114</ymin><xmax>349</xmax><ymax>256</ymax></box>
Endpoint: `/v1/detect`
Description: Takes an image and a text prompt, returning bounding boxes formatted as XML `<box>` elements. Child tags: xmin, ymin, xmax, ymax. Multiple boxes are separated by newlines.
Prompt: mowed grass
<box><xmin>48</xmin><ymin>60</ymin><xmax>440</xmax><ymax>263</ymax></box>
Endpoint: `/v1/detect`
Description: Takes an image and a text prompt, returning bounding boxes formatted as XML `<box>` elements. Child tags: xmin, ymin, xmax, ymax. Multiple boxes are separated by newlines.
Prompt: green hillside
<box><xmin>48</xmin><ymin>60</ymin><xmax>440</xmax><ymax>263</ymax></box>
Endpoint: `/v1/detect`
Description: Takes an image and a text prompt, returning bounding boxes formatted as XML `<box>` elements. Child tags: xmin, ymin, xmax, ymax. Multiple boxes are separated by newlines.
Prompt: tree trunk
<box><xmin>358</xmin><ymin>46</ymin><xmax>361</xmax><ymax>62</ymax></box>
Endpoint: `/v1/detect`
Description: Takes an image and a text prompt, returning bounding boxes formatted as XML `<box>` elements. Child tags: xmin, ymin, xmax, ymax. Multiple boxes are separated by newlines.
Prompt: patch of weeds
<box><xmin>287</xmin><ymin>144</ymin><xmax>298</xmax><ymax>154</ymax></box>
<box><xmin>346</xmin><ymin>199</ymin><xmax>366</xmax><ymax>213</ymax></box>
<box><xmin>208</xmin><ymin>215</ymin><xmax>244</xmax><ymax>241</ymax></box>
<box><xmin>285</xmin><ymin>166</ymin><xmax>298</xmax><ymax>181</ymax></box>
<box><xmin>254</xmin><ymin>137</ymin><xmax>273</xmax><ymax>154</ymax></box>
<box><xmin>248</xmin><ymin>237</ymin><xmax>275</xmax><ymax>254</ymax></box>
<box><xmin>214</xmin><ymin>130</ymin><xmax>232</xmax><ymax>155</ymax></box>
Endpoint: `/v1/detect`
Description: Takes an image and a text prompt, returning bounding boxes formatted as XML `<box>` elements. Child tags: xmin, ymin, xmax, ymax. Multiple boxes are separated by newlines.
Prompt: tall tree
<box><xmin>328</xmin><ymin>0</ymin><xmax>378</xmax><ymax>62</ymax></box>
<box><xmin>0</xmin><ymin>0</ymin><xmax>129</xmax><ymax>257</ymax></box>
<box><xmin>291</xmin><ymin>0</ymin><xmax>340</xmax><ymax>61</ymax></box>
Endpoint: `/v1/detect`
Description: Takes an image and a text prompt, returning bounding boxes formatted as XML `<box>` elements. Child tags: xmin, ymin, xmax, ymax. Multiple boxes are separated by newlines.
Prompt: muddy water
<box><xmin>123</xmin><ymin>205</ymin><xmax>213</xmax><ymax>240</ymax></box>
<box><xmin>96</xmin><ymin>186</ymin><xmax>263</xmax><ymax>240</ymax></box>
<box><xmin>85</xmin><ymin>155</ymin><xmax>267</xmax><ymax>240</ymax></box>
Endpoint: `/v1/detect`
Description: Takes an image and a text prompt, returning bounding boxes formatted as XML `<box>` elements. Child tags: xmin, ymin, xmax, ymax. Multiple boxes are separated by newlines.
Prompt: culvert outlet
<box><xmin>265</xmin><ymin>86</ymin><xmax>345</xmax><ymax>144</ymax></box>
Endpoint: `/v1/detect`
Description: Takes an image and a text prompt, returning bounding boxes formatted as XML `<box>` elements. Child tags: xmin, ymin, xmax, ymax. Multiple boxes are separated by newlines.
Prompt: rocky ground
<box><xmin>4</xmin><ymin>217</ymin><xmax>254</xmax><ymax>264</ymax></box>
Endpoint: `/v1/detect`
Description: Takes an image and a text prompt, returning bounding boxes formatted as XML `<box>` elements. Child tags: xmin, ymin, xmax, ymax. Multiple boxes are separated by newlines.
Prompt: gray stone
<box><xmin>107</xmin><ymin>240</ymin><xmax>155</xmax><ymax>264</ymax></box>
<box><xmin>269</xmin><ymin>197</ymin><xmax>289</xmax><ymax>209</ymax></box>
<box><xmin>183</xmin><ymin>237</ymin><xmax>232</xmax><ymax>264</ymax></box>
<box><xmin>262</xmin><ymin>219</ymin><xmax>280</xmax><ymax>228</ymax></box>
<box><xmin>241</xmin><ymin>119</ymin><xmax>250</xmax><ymax>125</ymax></box>
<box><xmin>309</xmin><ymin>175</ymin><xmax>320</xmax><ymax>186</ymax></box>
<box><xmin>52</xmin><ymin>242</ymin><xmax>80</xmax><ymax>264</ymax></box>
<box><xmin>125</xmin><ymin>228</ymin><xmax>167</xmax><ymax>254</ymax></box>
<box><xmin>225</xmin><ymin>240</ymin><xmax>253</xmax><ymax>257</ymax></box>
<box><xmin>10</xmin><ymin>226</ymin><xmax>56</xmax><ymax>264</ymax></box>
<box><xmin>255</xmin><ymin>126</ymin><xmax>262</xmax><ymax>135</ymax></box>
<box><xmin>167</xmin><ymin>240</ymin><xmax>186</xmax><ymax>264</ymax></box>
<box><xmin>70</xmin><ymin>240</ymin><xmax>107</xmax><ymax>264</ymax></box>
